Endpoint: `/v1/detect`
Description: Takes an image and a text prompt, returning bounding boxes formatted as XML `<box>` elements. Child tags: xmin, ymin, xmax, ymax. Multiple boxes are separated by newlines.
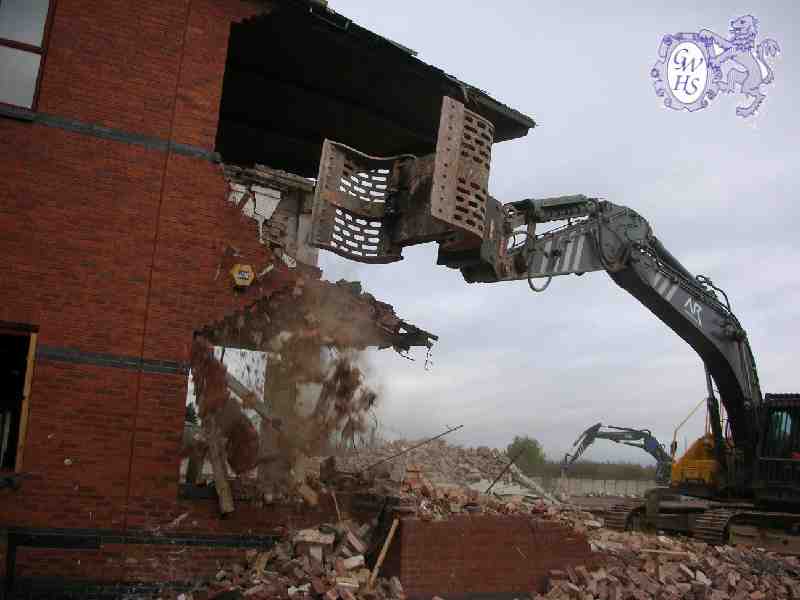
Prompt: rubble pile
<box><xmin>335</xmin><ymin>439</ymin><xmax>513</xmax><ymax>486</ymax></box>
<box><xmin>190</xmin><ymin>519</ymin><xmax>408</xmax><ymax>600</ymax></box>
<box><xmin>537</xmin><ymin>526</ymin><xmax>800</xmax><ymax>600</ymax></box>
<box><xmin>307</xmin><ymin>446</ymin><xmax>572</xmax><ymax>524</ymax></box>
<box><xmin>172</xmin><ymin>488</ymin><xmax>800</xmax><ymax>600</ymax></box>
<box><xmin>330</xmin><ymin>439</ymin><xmax>554</xmax><ymax>502</ymax></box>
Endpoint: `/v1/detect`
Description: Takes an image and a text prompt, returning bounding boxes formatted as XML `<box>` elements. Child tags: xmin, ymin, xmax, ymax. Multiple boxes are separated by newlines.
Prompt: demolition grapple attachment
<box><xmin>310</xmin><ymin>97</ymin><xmax>496</xmax><ymax>265</ymax></box>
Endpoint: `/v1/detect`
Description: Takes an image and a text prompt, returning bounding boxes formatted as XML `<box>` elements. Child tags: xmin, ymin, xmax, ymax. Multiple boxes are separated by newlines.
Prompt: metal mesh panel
<box><xmin>310</xmin><ymin>98</ymin><xmax>495</xmax><ymax>262</ymax></box>
<box><xmin>311</xmin><ymin>141</ymin><xmax>402</xmax><ymax>263</ymax></box>
<box><xmin>431</xmin><ymin>97</ymin><xmax>495</xmax><ymax>239</ymax></box>
<box><xmin>328</xmin><ymin>206</ymin><xmax>385</xmax><ymax>260</ymax></box>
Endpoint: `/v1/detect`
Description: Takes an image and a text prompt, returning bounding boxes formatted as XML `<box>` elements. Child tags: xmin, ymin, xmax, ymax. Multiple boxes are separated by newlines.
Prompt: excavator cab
<box><xmin>755</xmin><ymin>394</ymin><xmax>800</xmax><ymax>506</ymax></box>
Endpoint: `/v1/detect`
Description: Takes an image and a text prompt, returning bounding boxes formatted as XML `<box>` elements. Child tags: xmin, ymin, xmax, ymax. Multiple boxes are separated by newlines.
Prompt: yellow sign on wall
<box><xmin>230</xmin><ymin>264</ymin><xmax>255</xmax><ymax>287</ymax></box>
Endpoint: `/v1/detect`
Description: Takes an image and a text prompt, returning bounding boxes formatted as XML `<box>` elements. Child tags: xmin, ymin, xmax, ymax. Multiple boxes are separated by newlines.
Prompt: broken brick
<box><xmin>341</xmin><ymin>555</ymin><xmax>365</xmax><ymax>571</ymax></box>
<box><xmin>295</xmin><ymin>529</ymin><xmax>335</xmax><ymax>546</ymax></box>
<box><xmin>345</xmin><ymin>530</ymin><xmax>366</xmax><ymax>554</ymax></box>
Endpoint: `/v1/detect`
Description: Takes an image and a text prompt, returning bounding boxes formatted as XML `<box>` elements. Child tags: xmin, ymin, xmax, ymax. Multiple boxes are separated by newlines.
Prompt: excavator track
<box><xmin>604</xmin><ymin>501</ymin><xmax>800</xmax><ymax>550</ymax></box>
<box><xmin>718</xmin><ymin>509</ymin><xmax>800</xmax><ymax>553</ymax></box>
<box><xmin>604</xmin><ymin>499</ymin><xmax>645</xmax><ymax>531</ymax></box>
<box><xmin>693</xmin><ymin>509</ymin><xmax>736</xmax><ymax>545</ymax></box>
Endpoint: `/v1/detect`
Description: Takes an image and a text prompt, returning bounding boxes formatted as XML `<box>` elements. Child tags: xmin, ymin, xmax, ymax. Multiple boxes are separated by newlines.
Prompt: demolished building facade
<box><xmin>0</xmin><ymin>0</ymin><xmax>536</xmax><ymax>596</ymax></box>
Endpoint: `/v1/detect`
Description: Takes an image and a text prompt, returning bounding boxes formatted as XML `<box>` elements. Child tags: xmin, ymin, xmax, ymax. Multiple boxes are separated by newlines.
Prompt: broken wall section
<box><xmin>383</xmin><ymin>516</ymin><xmax>594</xmax><ymax>599</ymax></box>
<box><xmin>129</xmin><ymin>148</ymin><xmax>435</xmax><ymax>534</ymax></box>
<box><xmin>182</xmin><ymin>164</ymin><xmax>437</xmax><ymax>515</ymax></box>
<box><xmin>224</xmin><ymin>164</ymin><xmax>319</xmax><ymax>269</ymax></box>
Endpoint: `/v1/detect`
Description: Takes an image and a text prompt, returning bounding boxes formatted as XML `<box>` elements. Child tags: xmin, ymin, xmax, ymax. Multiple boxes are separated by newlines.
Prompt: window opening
<box><xmin>0</xmin><ymin>0</ymin><xmax>53</xmax><ymax>109</ymax></box>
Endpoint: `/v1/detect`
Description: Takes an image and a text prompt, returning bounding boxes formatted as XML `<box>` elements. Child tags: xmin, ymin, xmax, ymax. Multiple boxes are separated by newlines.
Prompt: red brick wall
<box><xmin>383</xmin><ymin>516</ymin><xmax>594</xmax><ymax>599</ymax></box>
<box><xmin>0</xmin><ymin>0</ymin><xmax>288</xmax><ymax>547</ymax></box>
<box><xmin>125</xmin><ymin>490</ymin><xmax>373</xmax><ymax>537</ymax></box>
<box><xmin>38</xmin><ymin>0</ymin><xmax>189</xmax><ymax>138</ymax></box>
<box><xmin>0</xmin><ymin>127</ymin><xmax>272</xmax><ymax>536</ymax></box>
<box><xmin>37</xmin><ymin>0</ymin><xmax>267</xmax><ymax>143</ymax></box>
<box><xmin>9</xmin><ymin>492</ymin><xmax>372</xmax><ymax>589</ymax></box>
<box><xmin>1</xmin><ymin>360</ymin><xmax>135</xmax><ymax>530</ymax></box>
<box><xmin>140</xmin><ymin>153</ymin><xmax>269</xmax><ymax>364</ymax></box>
<box><xmin>0</xmin><ymin>116</ymin><xmax>162</xmax><ymax>534</ymax></box>
<box><xmin>15</xmin><ymin>543</ymin><xmax>250</xmax><ymax>584</ymax></box>
<box><xmin>173</xmin><ymin>0</ymin><xmax>267</xmax><ymax>150</ymax></box>
<box><xmin>0</xmin><ymin>118</ymin><xmax>163</xmax><ymax>352</ymax></box>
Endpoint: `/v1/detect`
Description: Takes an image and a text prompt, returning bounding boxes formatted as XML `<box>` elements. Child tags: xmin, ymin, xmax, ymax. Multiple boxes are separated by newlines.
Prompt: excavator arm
<box><xmin>563</xmin><ymin>422</ymin><xmax>673</xmax><ymax>485</ymax></box>
<box><xmin>308</xmin><ymin>97</ymin><xmax>763</xmax><ymax>495</ymax></box>
<box><xmin>460</xmin><ymin>195</ymin><xmax>763</xmax><ymax>492</ymax></box>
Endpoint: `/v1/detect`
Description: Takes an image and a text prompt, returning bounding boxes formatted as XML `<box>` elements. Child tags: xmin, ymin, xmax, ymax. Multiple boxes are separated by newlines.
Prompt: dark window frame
<box><xmin>0</xmin><ymin>323</ymin><xmax>39</xmax><ymax>474</ymax></box>
<box><xmin>0</xmin><ymin>0</ymin><xmax>56</xmax><ymax>112</ymax></box>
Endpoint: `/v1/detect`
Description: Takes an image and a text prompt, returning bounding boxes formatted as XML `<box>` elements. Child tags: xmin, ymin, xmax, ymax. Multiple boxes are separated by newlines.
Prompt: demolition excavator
<box><xmin>562</xmin><ymin>423</ymin><xmax>673</xmax><ymax>486</ymax></box>
<box><xmin>308</xmin><ymin>97</ymin><xmax>800</xmax><ymax>549</ymax></box>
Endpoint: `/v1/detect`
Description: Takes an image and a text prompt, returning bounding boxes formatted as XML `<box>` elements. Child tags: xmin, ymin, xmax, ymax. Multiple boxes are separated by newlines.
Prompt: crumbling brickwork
<box><xmin>383</xmin><ymin>516</ymin><xmax>594</xmax><ymax>600</ymax></box>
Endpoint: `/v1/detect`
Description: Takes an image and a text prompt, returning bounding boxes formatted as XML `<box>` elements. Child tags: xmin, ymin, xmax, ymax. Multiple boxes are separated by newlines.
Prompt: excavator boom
<box><xmin>308</xmin><ymin>97</ymin><xmax>800</xmax><ymax>539</ymax></box>
<box><xmin>563</xmin><ymin>422</ymin><xmax>673</xmax><ymax>485</ymax></box>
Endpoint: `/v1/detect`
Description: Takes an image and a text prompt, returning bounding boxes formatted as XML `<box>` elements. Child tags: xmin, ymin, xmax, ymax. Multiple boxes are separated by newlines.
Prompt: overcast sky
<box><xmin>316</xmin><ymin>1</ymin><xmax>799</xmax><ymax>465</ymax></box>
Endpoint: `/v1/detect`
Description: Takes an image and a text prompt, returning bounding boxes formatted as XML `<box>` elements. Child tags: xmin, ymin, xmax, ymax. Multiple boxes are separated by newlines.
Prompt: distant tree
<box><xmin>507</xmin><ymin>435</ymin><xmax>546</xmax><ymax>476</ymax></box>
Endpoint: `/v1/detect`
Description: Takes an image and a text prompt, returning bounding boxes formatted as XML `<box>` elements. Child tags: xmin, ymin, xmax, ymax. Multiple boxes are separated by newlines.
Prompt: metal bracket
<box><xmin>431</xmin><ymin>97</ymin><xmax>495</xmax><ymax>240</ymax></box>
<box><xmin>309</xmin><ymin>97</ymin><xmax>497</xmax><ymax>264</ymax></box>
<box><xmin>311</xmin><ymin>141</ymin><xmax>409</xmax><ymax>263</ymax></box>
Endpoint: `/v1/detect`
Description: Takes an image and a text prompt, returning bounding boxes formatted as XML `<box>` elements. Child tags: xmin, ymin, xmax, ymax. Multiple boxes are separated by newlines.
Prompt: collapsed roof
<box><xmin>217</xmin><ymin>0</ymin><xmax>535</xmax><ymax>175</ymax></box>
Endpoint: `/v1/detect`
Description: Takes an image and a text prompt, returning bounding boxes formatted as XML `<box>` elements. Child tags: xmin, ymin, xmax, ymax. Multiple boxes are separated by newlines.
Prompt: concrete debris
<box><xmin>345</xmin><ymin>530</ymin><xmax>366</xmax><ymax>555</ymax></box>
<box><xmin>294</xmin><ymin>529</ymin><xmax>335</xmax><ymax>546</ymax></box>
<box><xmin>167</xmin><ymin>512</ymin><xmax>190</xmax><ymax>529</ymax></box>
<box><xmin>227</xmin><ymin>181</ymin><xmax>282</xmax><ymax>246</ymax></box>
<box><xmin>341</xmin><ymin>555</ymin><xmax>365</xmax><ymax>570</ymax></box>
<box><xmin>223</xmin><ymin>163</ymin><xmax>317</xmax><ymax>267</ymax></box>
<box><xmin>298</xmin><ymin>483</ymin><xmax>320</xmax><ymax>507</ymax></box>
<box><xmin>306</xmin><ymin>445</ymin><xmax>591</xmax><ymax>532</ymax></box>
<box><xmin>584</xmin><ymin>520</ymin><xmax>603</xmax><ymax>529</ymax></box>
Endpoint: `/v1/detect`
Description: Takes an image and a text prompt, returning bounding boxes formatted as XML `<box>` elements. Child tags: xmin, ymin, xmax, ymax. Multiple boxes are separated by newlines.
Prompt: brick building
<box><xmin>0</xmin><ymin>0</ymin><xmax>536</xmax><ymax>596</ymax></box>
